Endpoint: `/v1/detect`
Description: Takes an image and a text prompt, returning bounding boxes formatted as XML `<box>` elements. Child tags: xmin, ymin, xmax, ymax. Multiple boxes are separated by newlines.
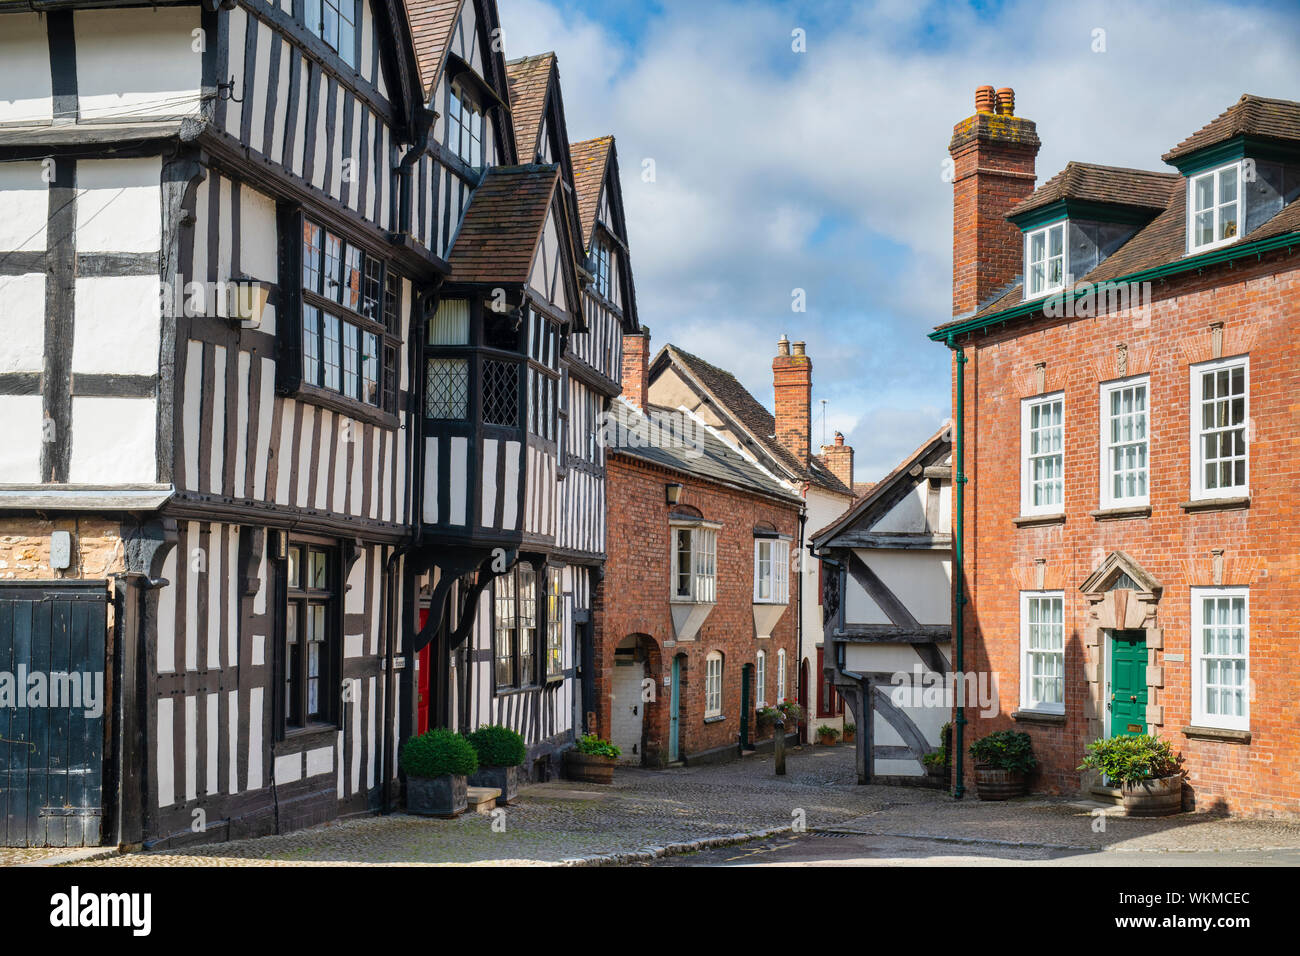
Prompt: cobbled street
<box><xmin>4</xmin><ymin>744</ymin><xmax>1299</xmax><ymax>867</ymax></box>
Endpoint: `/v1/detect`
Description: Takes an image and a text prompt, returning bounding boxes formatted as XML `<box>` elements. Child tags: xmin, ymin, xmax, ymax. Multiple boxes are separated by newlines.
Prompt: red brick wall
<box><xmin>954</xmin><ymin>252</ymin><xmax>1300</xmax><ymax>815</ymax></box>
<box><xmin>593</xmin><ymin>454</ymin><xmax>801</xmax><ymax>763</ymax></box>
<box><xmin>621</xmin><ymin>329</ymin><xmax>650</xmax><ymax>411</ymax></box>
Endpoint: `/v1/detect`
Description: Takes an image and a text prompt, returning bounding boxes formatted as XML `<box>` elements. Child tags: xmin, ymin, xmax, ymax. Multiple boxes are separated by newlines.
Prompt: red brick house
<box><xmin>934</xmin><ymin>88</ymin><xmax>1300</xmax><ymax>815</ymax></box>
<box><xmin>593</xmin><ymin>330</ymin><xmax>803</xmax><ymax>765</ymax></box>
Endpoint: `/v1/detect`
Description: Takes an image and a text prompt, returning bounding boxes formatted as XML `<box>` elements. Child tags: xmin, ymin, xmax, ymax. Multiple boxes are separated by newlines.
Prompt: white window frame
<box><xmin>1098</xmin><ymin>375</ymin><xmax>1150</xmax><ymax>509</ymax></box>
<box><xmin>1020</xmin><ymin>392</ymin><xmax>1065</xmax><ymax>516</ymax></box>
<box><xmin>1019</xmin><ymin>591</ymin><xmax>1065</xmax><ymax>714</ymax></box>
<box><xmin>704</xmin><ymin>651</ymin><xmax>723</xmax><ymax>718</ymax></box>
<box><xmin>1189</xmin><ymin>356</ymin><xmax>1249</xmax><ymax>501</ymax></box>
<box><xmin>752</xmin><ymin>538</ymin><xmax>790</xmax><ymax>605</ymax></box>
<box><xmin>1024</xmin><ymin>221</ymin><xmax>1067</xmax><ymax>299</ymax></box>
<box><xmin>1191</xmin><ymin>587</ymin><xmax>1249</xmax><ymax>731</ymax></box>
<box><xmin>447</xmin><ymin>82</ymin><xmax>485</xmax><ymax>169</ymax></box>
<box><xmin>776</xmin><ymin>648</ymin><xmax>787</xmax><ymax>702</ymax></box>
<box><xmin>755</xmin><ymin>650</ymin><xmax>767</xmax><ymax>707</ymax></box>
<box><xmin>1186</xmin><ymin>161</ymin><xmax>1242</xmax><ymax>255</ymax></box>
<box><xmin>671</xmin><ymin>523</ymin><xmax>717</xmax><ymax>603</ymax></box>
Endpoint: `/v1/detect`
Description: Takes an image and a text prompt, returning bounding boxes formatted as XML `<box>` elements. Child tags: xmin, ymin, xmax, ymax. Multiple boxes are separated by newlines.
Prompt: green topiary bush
<box><xmin>401</xmin><ymin>728</ymin><xmax>478</xmax><ymax>779</ymax></box>
<box><xmin>1078</xmin><ymin>733</ymin><xmax>1181</xmax><ymax>784</ymax></box>
<box><xmin>968</xmin><ymin>730</ymin><xmax>1037</xmax><ymax>773</ymax></box>
<box><xmin>467</xmin><ymin>724</ymin><xmax>527</xmax><ymax>768</ymax></box>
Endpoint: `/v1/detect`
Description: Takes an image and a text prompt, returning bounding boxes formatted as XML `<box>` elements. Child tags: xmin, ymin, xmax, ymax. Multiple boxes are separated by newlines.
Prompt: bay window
<box><xmin>1191</xmin><ymin>587</ymin><xmax>1249</xmax><ymax>731</ymax></box>
<box><xmin>1020</xmin><ymin>591</ymin><xmax>1064</xmax><ymax>713</ymax></box>
<box><xmin>671</xmin><ymin>524</ymin><xmax>717</xmax><ymax>603</ymax></box>
<box><xmin>1099</xmin><ymin>377</ymin><xmax>1149</xmax><ymax>508</ymax></box>
<box><xmin>753</xmin><ymin>538</ymin><xmax>790</xmax><ymax>604</ymax></box>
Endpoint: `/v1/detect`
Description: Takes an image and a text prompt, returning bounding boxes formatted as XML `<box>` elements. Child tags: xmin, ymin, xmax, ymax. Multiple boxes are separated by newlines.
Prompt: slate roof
<box><xmin>570</xmin><ymin>136</ymin><xmax>613</xmax><ymax>250</ymax></box>
<box><xmin>447</xmin><ymin>164</ymin><xmax>559</xmax><ymax>284</ymax></box>
<box><xmin>407</xmin><ymin>0</ymin><xmax>461</xmax><ymax>102</ymax></box>
<box><xmin>609</xmin><ymin>399</ymin><xmax>801</xmax><ymax>504</ymax></box>
<box><xmin>938</xmin><ymin>94</ymin><xmax>1300</xmax><ymax>330</ymax></box>
<box><xmin>1006</xmin><ymin>162</ymin><xmax>1178</xmax><ymax>220</ymax></box>
<box><xmin>657</xmin><ymin>345</ymin><xmax>854</xmax><ymax>498</ymax></box>
<box><xmin>1163</xmin><ymin>94</ymin><xmax>1300</xmax><ymax>163</ymax></box>
<box><xmin>505</xmin><ymin>53</ymin><xmax>554</xmax><ymax>162</ymax></box>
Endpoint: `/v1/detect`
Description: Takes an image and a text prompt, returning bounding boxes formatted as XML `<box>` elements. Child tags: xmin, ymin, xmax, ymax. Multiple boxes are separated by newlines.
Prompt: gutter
<box><xmin>945</xmin><ymin>335</ymin><xmax>968</xmax><ymax>800</ymax></box>
<box><xmin>930</xmin><ymin>230</ymin><xmax>1300</xmax><ymax>342</ymax></box>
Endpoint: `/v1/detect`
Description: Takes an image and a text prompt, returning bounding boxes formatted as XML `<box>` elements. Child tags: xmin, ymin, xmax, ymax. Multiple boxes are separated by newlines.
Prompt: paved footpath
<box><xmin>4</xmin><ymin>745</ymin><xmax>1299</xmax><ymax>866</ymax></box>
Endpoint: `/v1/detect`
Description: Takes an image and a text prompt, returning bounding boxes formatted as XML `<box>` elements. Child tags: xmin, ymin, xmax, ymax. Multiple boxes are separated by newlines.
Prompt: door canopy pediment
<box><xmin>1080</xmin><ymin>551</ymin><xmax>1162</xmax><ymax>598</ymax></box>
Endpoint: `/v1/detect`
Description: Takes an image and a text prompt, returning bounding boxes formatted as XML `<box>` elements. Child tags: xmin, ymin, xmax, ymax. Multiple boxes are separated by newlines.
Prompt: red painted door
<box><xmin>416</xmin><ymin>608</ymin><xmax>430</xmax><ymax>734</ymax></box>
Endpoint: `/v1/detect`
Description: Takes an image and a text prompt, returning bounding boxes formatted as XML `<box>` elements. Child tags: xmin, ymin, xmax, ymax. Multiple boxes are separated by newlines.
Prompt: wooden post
<box><xmin>773</xmin><ymin>718</ymin><xmax>786</xmax><ymax>775</ymax></box>
<box><xmin>862</xmin><ymin>679</ymin><xmax>874</xmax><ymax>784</ymax></box>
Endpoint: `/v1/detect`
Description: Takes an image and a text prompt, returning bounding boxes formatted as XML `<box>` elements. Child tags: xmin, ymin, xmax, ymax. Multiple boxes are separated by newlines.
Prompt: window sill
<box><xmin>1011</xmin><ymin>709</ymin><xmax>1066</xmax><ymax>725</ymax></box>
<box><xmin>1180</xmin><ymin>496</ymin><xmax>1250</xmax><ymax>513</ymax></box>
<box><xmin>703</xmin><ymin>714</ymin><xmax>726</xmax><ymax>724</ymax></box>
<box><xmin>1090</xmin><ymin>504</ymin><xmax>1151</xmax><ymax>521</ymax></box>
<box><xmin>1013</xmin><ymin>513</ymin><xmax>1066</xmax><ymax>528</ymax></box>
<box><xmin>1182</xmin><ymin>725</ymin><xmax>1251</xmax><ymax>744</ymax></box>
<box><xmin>670</xmin><ymin>598</ymin><xmax>717</xmax><ymax>607</ymax></box>
<box><xmin>276</xmin><ymin>723</ymin><xmax>339</xmax><ymax>752</ymax></box>
<box><xmin>293</xmin><ymin>382</ymin><xmax>398</xmax><ymax>429</ymax></box>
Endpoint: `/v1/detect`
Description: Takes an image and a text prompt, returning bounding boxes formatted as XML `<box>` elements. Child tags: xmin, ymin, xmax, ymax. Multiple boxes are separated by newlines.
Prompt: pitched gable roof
<box><xmin>1007</xmin><ymin>162</ymin><xmax>1178</xmax><ymax>221</ymax></box>
<box><xmin>570</xmin><ymin>136</ymin><xmax>613</xmax><ymax>250</ymax></box>
<box><xmin>1163</xmin><ymin>94</ymin><xmax>1300</xmax><ymax>164</ymax></box>
<box><xmin>505</xmin><ymin>53</ymin><xmax>554</xmax><ymax>161</ymax></box>
<box><xmin>656</xmin><ymin>345</ymin><xmax>853</xmax><ymax>497</ymax></box>
<box><xmin>810</xmin><ymin>425</ymin><xmax>951</xmax><ymax>547</ymax></box>
<box><xmin>408</xmin><ymin>0</ymin><xmax>462</xmax><ymax>102</ymax></box>
<box><xmin>447</xmin><ymin>164</ymin><xmax>560</xmax><ymax>284</ymax></box>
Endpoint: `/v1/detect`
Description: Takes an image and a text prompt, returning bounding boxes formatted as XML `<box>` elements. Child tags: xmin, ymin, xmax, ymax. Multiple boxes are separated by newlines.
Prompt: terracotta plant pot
<box><xmin>818</xmin><ymin>734</ymin><xmax>838</xmax><ymax>747</ymax></box>
<box><xmin>1122</xmin><ymin>774</ymin><xmax>1184</xmax><ymax>817</ymax></box>
<box><xmin>842</xmin><ymin>731</ymin><xmax>856</xmax><ymax>744</ymax></box>
<box><xmin>406</xmin><ymin>774</ymin><xmax>468</xmax><ymax>817</ymax></box>
<box><xmin>973</xmin><ymin>764</ymin><xmax>1027</xmax><ymax>800</ymax></box>
<box><xmin>563</xmin><ymin>750</ymin><xmax>615</xmax><ymax>784</ymax></box>
<box><xmin>468</xmin><ymin>765</ymin><xmax>521</xmax><ymax>805</ymax></box>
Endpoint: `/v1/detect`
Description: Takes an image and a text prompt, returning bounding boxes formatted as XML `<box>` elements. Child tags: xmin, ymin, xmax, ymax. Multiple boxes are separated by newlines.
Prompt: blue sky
<box><xmin>499</xmin><ymin>0</ymin><xmax>1300</xmax><ymax>481</ymax></box>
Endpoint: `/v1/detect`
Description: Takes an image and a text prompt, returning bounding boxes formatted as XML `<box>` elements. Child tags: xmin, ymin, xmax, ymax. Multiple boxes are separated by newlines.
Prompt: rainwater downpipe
<box><xmin>946</xmin><ymin>334</ymin><xmax>968</xmax><ymax>799</ymax></box>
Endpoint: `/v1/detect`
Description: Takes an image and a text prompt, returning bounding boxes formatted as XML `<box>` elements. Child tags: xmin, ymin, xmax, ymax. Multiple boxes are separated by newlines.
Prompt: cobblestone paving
<box><xmin>76</xmin><ymin>745</ymin><xmax>945</xmax><ymax>866</ymax></box>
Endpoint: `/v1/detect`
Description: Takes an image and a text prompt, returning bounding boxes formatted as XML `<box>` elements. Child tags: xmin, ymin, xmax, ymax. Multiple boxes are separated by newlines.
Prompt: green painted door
<box><xmin>740</xmin><ymin>664</ymin><xmax>753</xmax><ymax>749</ymax></box>
<box><xmin>1110</xmin><ymin>630</ymin><xmax>1148</xmax><ymax>736</ymax></box>
<box><xmin>669</xmin><ymin>656</ymin><xmax>681</xmax><ymax>762</ymax></box>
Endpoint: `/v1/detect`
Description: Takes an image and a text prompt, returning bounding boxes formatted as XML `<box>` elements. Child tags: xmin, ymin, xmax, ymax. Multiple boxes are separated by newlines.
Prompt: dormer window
<box><xmin>1188</xmin><ymin>162</ymin><xmax>1240</xmax><ymax>253</ymax></box>
<box><xmin>1025</xmin><ymin>222</ymin><xmax>1066</xmax><ymax>299</ymax></box>
<box><xmin>593</xmin><ymin>240</ymin><xmax>611</xmax><ymax>299</ymax></box>
<box><xmin>306</xmin><ymin>0</ymin><xmax>359</xmax><ymax>69</ymax></box>
<box><xmin>448</xmin><ymin>83</ymin><xmax>485</xmax><ymax>168</ymax></box>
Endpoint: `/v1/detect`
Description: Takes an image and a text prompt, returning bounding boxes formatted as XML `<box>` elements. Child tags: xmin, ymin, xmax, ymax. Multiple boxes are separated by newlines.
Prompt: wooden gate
<box><xmin>0</xmin><ymin>582</ymin><xmax>107</xmax><ymax>847</ymax></box>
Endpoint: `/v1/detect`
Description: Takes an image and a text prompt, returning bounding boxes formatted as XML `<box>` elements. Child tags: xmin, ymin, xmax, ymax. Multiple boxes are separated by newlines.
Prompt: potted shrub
<box><xmin>968</xmin><ymin>730</ymin><xmax>1036</xmax><ymax>800</ymax></box>
<box><xmin>401</xmin><ymin>728</ymin><xmax>478</xmax><ymax>817</ymax></box>
<box><xmin>466</xmin><ymin>724</ymin><xmax>526</xmax><ymax>805</ymax></box>
<box><xmin>816</xmin><ymin>724</ymin><xmax>840</xmax><ymax>746</ymax></box>
<box><xmin>756</xmin><ymin>705</ymin><xmax>779</xmax><ymax>733</ymax></box>
<box><xmin>922</xmin><ymin>748</ymin><xmax>948</xmax><ymax>779</ymax></box>
<box><xmin>842</xmin><ymin>723</ymin><xmax>857</xmax><ymax>744</ymax></box>
<box><xmin>563</xmin><ymin>734</ymin><xmax>621</xmax><ymax>783</ymax></box>
<box><xmin>776</xmin><ymin>699</ymin><xmax>804</xmax><ymax>725</ymax></box>
<box><xmin>1079</xmin><ymin>734</ymin><xmax>1184</xmax><ymax>817</ymax></box>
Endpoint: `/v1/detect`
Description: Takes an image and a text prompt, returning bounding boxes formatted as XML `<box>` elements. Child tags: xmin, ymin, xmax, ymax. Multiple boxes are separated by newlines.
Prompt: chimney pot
<box><xmin>834</xmin><ymin>431</ymin><xmax>844</xmax><ymax>446</ymax></box>
<box><xmin>975</xmin><ymin>85</ymin><xmax>996</xmax><ymax>113</ymax></box>
<box><xmin>996</xmin><ymin>87</ymin><xmax>1015</xmax><ymax>116</ymax></box>
<box><xmin>777</xmin><ymin>334</ymin><xmax>790</xmax><ymax>356</ymax></box>
<box><xmin>792</xmin><ymin>341</ymin><xmax>806</xmax><ymax>356</ymax></box>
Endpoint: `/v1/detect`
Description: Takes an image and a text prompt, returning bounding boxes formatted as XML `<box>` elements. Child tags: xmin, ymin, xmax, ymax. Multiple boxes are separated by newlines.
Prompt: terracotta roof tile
<box><xmin>407</xmin><ymin>0</ymin><xmax>461</xmax><ymax>102</ymax></box>
<box><xmin>1163</xmin><ymin>94</ymin><xmax>1300</xmax><ymax>163</ymax></box>
<box><xmin>505</xmin><ymin>53</ymin><xmax>554</xmax><ymax>162</ymax></box>
<box><xmin>1007</xmin><ymin>162</ymin><xmax>1178</xmax><ymax>220</ymax></box>
<box><xmin>570</xmin><ymin>136</ymin><xmax>613</xmax><ymax>250</ymax></box>
<box><xmin>447</xmin><ymin>164</ymin><xmax>560</xmax><ymax>284</ymax></box>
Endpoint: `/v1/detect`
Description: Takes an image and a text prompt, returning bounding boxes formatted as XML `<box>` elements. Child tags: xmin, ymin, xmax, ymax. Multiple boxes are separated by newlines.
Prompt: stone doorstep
<box><xmin>466</xmin><ymin>787</ymin><xmax>502</xmax><ymax>815</ymax></box>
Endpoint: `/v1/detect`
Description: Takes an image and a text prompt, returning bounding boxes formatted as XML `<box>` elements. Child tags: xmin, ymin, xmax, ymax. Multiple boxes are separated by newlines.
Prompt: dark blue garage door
<box><xmin>0</xmin><ymin>582</ymin><xmax>107</xmax><ymax>847</ymax></box>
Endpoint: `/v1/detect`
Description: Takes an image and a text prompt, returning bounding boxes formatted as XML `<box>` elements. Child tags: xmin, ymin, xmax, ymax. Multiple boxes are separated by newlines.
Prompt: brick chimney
<box><xmin>621</xmin><ymin>327</ymin><xmax>650</xmax><ymax>411</ymax></box>
<box><xmin>772</xmin><ymin>334</ymin><xmax>811</xmax><ymax>466</ymax></box>
<box><xmin>949</xmin><ymin>85</ymin><xmax>1040</xmax><ymax>317</ymax></box>
<box><xmin>819</xmin><ymin>431</ymin><xmax>854</xmax><ymax>489</ymax></box>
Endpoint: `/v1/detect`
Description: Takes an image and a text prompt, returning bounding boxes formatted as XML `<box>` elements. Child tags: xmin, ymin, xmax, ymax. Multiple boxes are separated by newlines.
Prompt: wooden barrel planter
<box><xmin>563</xmin><ymin>750</ymin><xmax>615</xmax><ymax>784</ymax></box>
<box><xmin>973</xmin><ymin>765</ymin><xmax>1027</xmax><ymax>800</ymax></box>
<box><xmin>1122</xmin><ymin>775</ymin><xmax>1184</xmax><ymax>817</ymax></box>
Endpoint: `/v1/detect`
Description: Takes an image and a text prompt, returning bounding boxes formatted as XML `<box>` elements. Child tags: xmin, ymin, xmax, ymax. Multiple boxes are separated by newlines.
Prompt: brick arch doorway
<box><xmin>611</xmin><ymin>633</ymin><xmax>663</xmax><ymax>765</ymax></box>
